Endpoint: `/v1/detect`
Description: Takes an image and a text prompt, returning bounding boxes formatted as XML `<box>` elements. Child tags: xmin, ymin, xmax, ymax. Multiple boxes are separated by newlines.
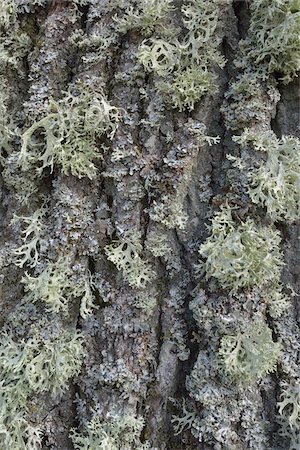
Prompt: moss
<box><xmin>199</xmin><ymin>206</ymin><xmax>284</xmax><ymax>292</ymax></box>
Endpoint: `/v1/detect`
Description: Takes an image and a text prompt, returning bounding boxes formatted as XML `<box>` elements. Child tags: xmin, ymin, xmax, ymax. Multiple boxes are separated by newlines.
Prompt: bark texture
<box><xmin>0</xmin><ymin>1</ymin><xmax>299</xmax><ymax>449</ymax></box>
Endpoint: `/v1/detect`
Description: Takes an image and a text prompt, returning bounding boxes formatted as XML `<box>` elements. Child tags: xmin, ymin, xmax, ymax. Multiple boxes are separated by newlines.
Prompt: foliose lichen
<box><xmin>199</xmin><ymin>206</ymin><xmax>284</xmax><ymax>292</ymax></box>
<box><xmin>234</xmin><ymin>129</ymin><xmax>300</xmax><ymax>223</ymax></box>
<box><xmin>219</xmin><ymin>317</ymin><xmax>282</xmax><ymax>382</ymax></box>
<box><xmin>70</xmin><ymin>413</ymin><xmax>151</xmax><ymax>449</ymax></box>
<box><xmin>20</xmin><ymin>85</ymin><xmax>121</xmax><ymax>179</ymax></box>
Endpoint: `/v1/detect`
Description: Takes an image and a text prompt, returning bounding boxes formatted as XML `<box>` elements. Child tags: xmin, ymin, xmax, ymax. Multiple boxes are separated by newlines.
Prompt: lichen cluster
<box><xmin>20</xmin><ymin>87</ymin><xmax>121</xmax><ymax>180</ymax></box>
<box><xmin>0</xmin><ymin>326</ymin><xmax>84</xmax><ymax>448</ymax></box>
<box><xmin>70</xmin><ymin>414</ymin><xmax>151</xmax><ymax>449</ymax></box>
<box><xmin>199</xmin><ymin>206</ymin><xmax>284</xmax><ymax>292</ymax></box>
<box><xmin>234</xmin><ymin>129</ymin><xmax>300</xmax><ymax>222</ymax></box>
<box><xmin>115</xmin><ymin>0</ymin><xmax>227</xmax><ymax>111</ymax></box>
<box><xmin>245</xmin><ymin>0</ymin><xmax>300</xmax><ymax>83</ymax></box>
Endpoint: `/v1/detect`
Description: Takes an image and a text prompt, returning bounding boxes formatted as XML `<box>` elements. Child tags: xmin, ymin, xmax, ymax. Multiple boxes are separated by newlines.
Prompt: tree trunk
<box><xmin>0</xmin><ymin>1</ymin><xmax>299</xmax><ymax>449</ymax></box>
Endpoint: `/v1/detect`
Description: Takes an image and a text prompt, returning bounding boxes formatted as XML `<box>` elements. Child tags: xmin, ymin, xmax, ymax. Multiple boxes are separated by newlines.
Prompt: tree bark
<box><xmin>0</xmin><ymin>1</ymin><xmax>299</xmax><ymax>449</ymax></box>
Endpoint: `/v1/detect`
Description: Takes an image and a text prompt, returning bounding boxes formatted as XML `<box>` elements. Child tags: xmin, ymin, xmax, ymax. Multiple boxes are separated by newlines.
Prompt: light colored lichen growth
<box><xmin>105</xmin><ymin>234</ymin><xmax>155</xmax><ymax>289</ymax></box>
<box><xmin>22</xmin><ymin>260</ymin><xmax>97</xmax><ymax>317</ymax></box>
<box><xmin>116</xmin><ymin>0</ymin><xmax>228</xmax><ymax>111</ymax></box>
<box><xmin>199</xmin><ymin>206</ymin><xmax>284</xmax><ymax>292</ymax></box>
<box><xmin>234</xmin><ymin>130</ymin><xmax>300</xmax><ymax>222</ymax></box>
<box><xmin>0</xmin><ymin>0</ymin><xmax>16</xmax><ymax>30</ymax></box>
<box><xmin>277</xmin><ymin>381</ymin><xmax>300</xmax><ymax>449</ymax></box>
<box><xmin>70</xmin><ymin>413</ymin><xmax>151</xmax><ymax>450</ymax></box>
<box><xmin>156</xmin><ymin>0</ymin><xmax>226</xmax><ymax>110</ymax></box>
<box><xmin>219</xmin><ymin>317</ymin><xmax>282</xmax><ymax>382</ymax></box>
<box><xmin>114</xmin><ymin>0</ymin><xmax>175</xmax><ymax>36</ymax></box>
<box><xmin>245</xmin><ymin>0</ymin><xmax>300</xmax><ymax>83</ymax></box>
<box><xmin>138</xmin><ymin>38</ymin><xmax>178</xmax><ymax>76</ymax></box>
<box><xmin>11</xmin><ymin>205</ymin><xmax>48</xmax><ymax>268</ymax></box>
<box><xmin>0</xmin><ymin>327</ymin><xmax>85</xmax><ymax>448</ymax></box>
<box><xmin>0</xmin><ymin>92</ymin><xmax>14</xmax><ymax>161</ymax></box>
<box><xmin>20</xmin><ymin>86</ymin><xmax>121</xmax><ymax>179</ymax></box>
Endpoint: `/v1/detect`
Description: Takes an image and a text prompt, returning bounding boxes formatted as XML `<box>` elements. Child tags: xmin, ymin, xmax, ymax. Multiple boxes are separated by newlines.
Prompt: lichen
<box><xmin>245</xmin><ymin>0</ymin><xmax>300</xmax><ymax>83</ymax></box>
<box><xmin>157</xmin><ymin>66</ymin><xmax>217</xmax><ymax>112</ymax></box>
<box><xmin>114</xmin><ymin>0</ymin><xmax>175</xmax><ymax>36</ymax></box>
<box><xmin>105</xmin><ymin>234</ymin><xmax>155</xmax><ymax>289</ymax></box>
<box><xmin>70</xmin><ymin>413</ymin><xmax>150</xmax><ymax>450</ymax></box>
<box><xmin>20</xmin><ymin>86</ymin><xmax>121</xmax><ymax>179</ymax></box>
<box><xmin>138</xmin><ymin>38</ymin><xmax>178</xmax><ymax>77</ymax></box>
<box><xmin>219</xmin><ymin>318</ymin><xmax>282</xmax><ymax>382</ymax></box>
<box><xmin>119</xmin><ymin>0</ymin><xmax>227</xmax><ymax>111</ymax></box>
<box><xmin>277</xmin><ymin>381</ymin><xmax>300</xmax><ymax>449</ymax></box>
<box><xmin>199</xmin><ymin>206</ymin><xmax>284</xmax><ymax>292</ymax></box>
<box><xmin>234</xmin><ymin>130</ymin><xmax>300</xmax><ymax>223</ymax></box>
<box><xmin>22</xmin><ymin>260</ymin><xmax>97</xmax><ymax>317</ymax></box>
<box><xmin>11</xmin><ymin>205</ymin><xmax>48</xmax><ymax>268</ymax></box>
<box><xmin>0</xmin><ymin>326</ymin><xmax>85</xmax><ymax>448</ymax></box>
<box><xmin>0</xmin><ymin>0</ymin><xmax>16</xmax><ymax>29</ymax></box>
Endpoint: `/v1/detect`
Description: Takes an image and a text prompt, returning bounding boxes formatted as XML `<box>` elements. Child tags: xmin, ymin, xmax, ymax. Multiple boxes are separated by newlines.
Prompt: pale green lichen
<box><xmin>22</xmin><ymin>261</ymin><xmax>72</xmax><ymax>313</ymax></box>
<box><xmin>11</xmin><ymin>205</ymin><xmax>47</xmax><ymax>268</ymax></box>
<box><xmin>219</xmin><ymin>318</ymin><xmax>282</xmax><ymax>382</ymax></box>
<box><xmin>264</xmin><ymin>284</ymin><xmax>291</xmax><ymax>319</ymax></box>
<box><xmin>70</xmin><ymin>414</ymin><xmax>150</xmax><ymax>450</ymax></box>
<box><xmin>0</xmin><ymin>327</ymin><xmax>84</xmax><ymax>448</ymax></box>
<box><xmin>20</xmin><ymin>87</ymin><xmax>121</xmax><ymax>179</ymax></box>
<box><xmin>278</xmin><ymin>382</ymin><xmax>300</xmax><ymax>430</ymax></box>
<box><xmin>149</xmin><ymin>195</ymin><xmax>188</xmax><ymax>230</ymax></box>
<box><xmin>161</xmin><ymin>0</ymin><xmax>226</xmax><ymax>110</ymax></box>
<box><xmin>114</xmin><ymin>0</ymin><xmax>175</xmax><ymax>36</ymax></box>
<box><xmin>0</xmin><ymin>32</ymin><xmax>31</xmax><ymax>76</ymax></box>
<box><xmin>234</xmin><ymin>130</ymin><xmax>300</xmax><ymax>223</ymax></box>
<box><xmin>0</xmin><ymin>0</ymin><xmax>16</xmax><ymax>29</ymax></box>
<box><xmin>105</xmin><ymin>234</ymin><xmax>155</xmax><ymax>289</ymax></box>
<box><xmin>132</xmin><ymin>0</ymin><xmax>227</xmax><ymax>110</ymax></box>
<box><xmin>157</xmin><ymin>66</ymin><xmax>217</xmax><ymax>112</ymax></box>
<box><xmin>171</xmin><ymin>401</ymin><xmax>197</xmax><ymax>436</ymax></box>
<box><xmin>22</xmin><ymin>261</ymin><xmax>97</xmax><ymax>317</ymax></box>
<box><xmin>0</xmin><ymin>92</ymin><xmax>14</xmax><ymax>161</ymax></box>
<box><xmin>246</xmin><ymin>0</ymin><xmax>300</xmax><ymax>83</ymax></box>
<box><xmin>277</xmin><ymin>381</ymin><xmax>300</xmax><ymax>449</ymax></box>
<box><xmin>220</xmin><ymin>72</ymin><xmax>279</xmax><ymax>131</ymax></box>
<box><xmin>138</xmin><ymin>38</ymin><xmax>178</xmax><ymax>76</ymax></box>
<box><xmin>199</xmin><ymin>206</ymin><xmax>284</xmax><ymax>292</ymax></box>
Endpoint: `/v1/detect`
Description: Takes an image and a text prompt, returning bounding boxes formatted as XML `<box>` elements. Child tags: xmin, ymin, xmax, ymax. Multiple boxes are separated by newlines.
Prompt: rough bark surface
<box><xmin>0</xmin><ymin>1</ymin><xmax>299</xmax><ymax>449</ymax></box>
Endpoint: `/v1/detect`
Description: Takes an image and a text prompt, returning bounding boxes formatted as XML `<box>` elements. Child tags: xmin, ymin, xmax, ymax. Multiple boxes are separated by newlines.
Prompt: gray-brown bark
<box><xmin>0</xmin><ymin>1</ymin><xmax>299</xmax><ymax>449</ymax></box>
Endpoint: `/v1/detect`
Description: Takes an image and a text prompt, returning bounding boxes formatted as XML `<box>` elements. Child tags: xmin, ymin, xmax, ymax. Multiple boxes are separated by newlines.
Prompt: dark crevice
<box><xmin>233</xmin><ymin>0</ymin><xmax>250</xmax><ymax>39</ymax></box>
<box><xmin>79</xmin><ymin>4</ymin><xmax>89</xmax><ymax>31</ymax></box>
<box><xmin>271</xmin><ymin>77</ymin><xmax>300</xmax><ymax>138</ymax></box>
